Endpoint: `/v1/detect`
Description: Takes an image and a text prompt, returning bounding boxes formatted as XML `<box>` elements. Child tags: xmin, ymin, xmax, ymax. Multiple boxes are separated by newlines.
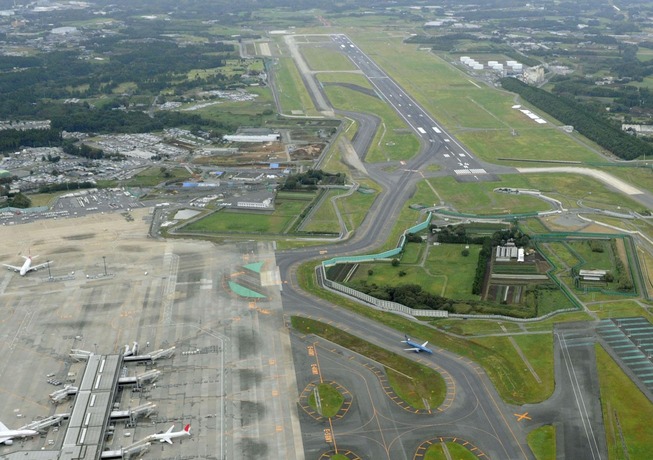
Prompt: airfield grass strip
<box><xmin>291</xmin><ymin>316</ymin><xmax>446</xmax><ymax>410</ymax></box>
<box><xmin>596</xmin><ymin>344</ymin><xmax>653</xmax><ymax>459</ymax></box>
<box><xmin>297</xmin><ymin>262</ymin><xmax>554</xmax><ymax>405</ymax></box>
<box><xmin>527</xmin><ymin>425</ymin><xmax>556</xmax><ymax>460</ymax></box>
<box><xmin>307</xmin><ymin>383</ymin><xmax>345</xmax><ymax>418</ymax></box>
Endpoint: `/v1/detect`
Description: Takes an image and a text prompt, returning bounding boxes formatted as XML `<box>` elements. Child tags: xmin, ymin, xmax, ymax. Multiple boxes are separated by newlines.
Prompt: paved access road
<box><xmin>277</xmin><ymin>33</ymin><xmax>610</xmax><ymax>460</ymax></box>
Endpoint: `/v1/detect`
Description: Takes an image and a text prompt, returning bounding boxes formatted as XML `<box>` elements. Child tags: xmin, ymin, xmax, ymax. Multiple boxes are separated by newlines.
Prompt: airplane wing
<box><xmin>0</xmin><ymin>421</ymin><xmax>9</xmax><ymax>431</ymax></box>
<box><xmin>2</xmin><ymin>264</ymin><xmax>21</xmax><ymax>272</ymax></box>
<box><xmin>404</xmin><ymin>347</ymin><xmax>420</xmax><ymax>352</ymax></box>
<box><xmin>421</xmin><ymin>341</ymin><xmax>429</xmax><ymax>348</ymax></box>
<box><xmin>162</xmin><ymin>437</ymin><xmax>173</xmax><ymax>444</ymax></box>
<box><xmin>29</xmin><ymin>261</ymin><xmax>51</xmax><ymax>271</ymax></box>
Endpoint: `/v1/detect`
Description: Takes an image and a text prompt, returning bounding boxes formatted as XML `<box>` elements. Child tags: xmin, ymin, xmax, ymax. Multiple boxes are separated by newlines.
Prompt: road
<box><xmin>276</xmin><ymin>33</ymin><xmax>612</xmax><ymax>460</ymax></box>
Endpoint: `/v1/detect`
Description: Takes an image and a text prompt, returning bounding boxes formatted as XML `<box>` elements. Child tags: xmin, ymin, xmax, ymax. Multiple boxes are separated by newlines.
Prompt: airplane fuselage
<box><xmin>149</xmin><ymin>424</ymin><xmax>191</xmax><ymax>444</ymax></box>
<box><xmin>0</xmin><ymin>428</ymin><xmax>39</xmax><ymax>444</ymax></box>
<box><xmin>19</xmin><ymin>258</ymin><xmax>32</xmax><ymax>276</ymax></box>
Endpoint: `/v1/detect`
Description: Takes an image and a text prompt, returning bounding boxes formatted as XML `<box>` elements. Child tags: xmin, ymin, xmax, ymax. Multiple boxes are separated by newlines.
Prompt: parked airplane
<box><xmin>149</xmin><ymin>424</ymin><xmax>191</xmax><ymax>444</ymax></box>
<box><xmin>0</xmin><ymin>421</ymin><xmax>39</xmax><ymax>445</ymax></box>
<box><xmin>402</xmin><ymin>335</ymin><xmax>433</xmax><ymax>354</ymax></box>
<box><xmin>2</xmin><ymin>254</ymin><xmax>51</xmax><ymax>276</ymax></box>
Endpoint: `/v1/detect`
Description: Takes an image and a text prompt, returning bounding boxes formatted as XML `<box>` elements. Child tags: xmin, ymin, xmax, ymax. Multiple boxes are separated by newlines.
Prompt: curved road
<box><xmin>273</xmin><ymin>33</ymin><xmax>623</xmax><ymax>460</ymax></box>
<box><xmin>275</xmin><ymin>34</ymin><xmax>535</xmax><ymax>459</ymax></box>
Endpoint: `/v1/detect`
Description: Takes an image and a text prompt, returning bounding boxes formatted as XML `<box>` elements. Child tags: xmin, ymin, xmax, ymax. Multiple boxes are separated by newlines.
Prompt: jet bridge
<box><xmin>122</xmin><ymin>346</ymin><xmax>176</xmax><ymax>363</ymax></box>
<box><xmin>109</xmin><ymin>402</ymin><xmax>157</xmax><ymax>425</ymax></box>
<box><xmin>117</xmin><ymin>369</ymin><xmax>161</xmax><ymax>387</ymax></box>
<box><xmin>21</xmin><ymin>413</ymin><xmax>70</xmax><ymax>432</ymax></box>
<box><xmin>50</xmin><ymin>385</ymin><xmax>79</xmax><ymax>404</ymax></box>
<box><xmin>100</xmin><ymin>440</ymin><xmax>151</xmax><ymax>459</ymax></box>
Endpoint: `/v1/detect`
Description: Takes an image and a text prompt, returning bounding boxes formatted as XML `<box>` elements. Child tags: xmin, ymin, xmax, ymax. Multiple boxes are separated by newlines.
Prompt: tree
<box><xmin>7</xmin><ymin>192</ymin><xmax>31</xmax><ymax>208</ymax></box>
<box><xmin>391</xmin><ymin>258</ymin><xmax>400</xmax><ymax>267</ymax></box>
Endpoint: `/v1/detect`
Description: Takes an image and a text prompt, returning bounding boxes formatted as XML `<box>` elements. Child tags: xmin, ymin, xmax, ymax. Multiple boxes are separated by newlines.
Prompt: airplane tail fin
<box><xmin>183</xmin><ymin>424</ymin><xmax>191</xmax><ymax>434</ymax></box>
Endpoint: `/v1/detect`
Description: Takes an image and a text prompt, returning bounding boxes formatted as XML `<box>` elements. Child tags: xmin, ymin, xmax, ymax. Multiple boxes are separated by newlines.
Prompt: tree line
<box><xmin>500</xmin><ymin>77</ymin><xmax>653</xmax><ymax>160</ymax></box>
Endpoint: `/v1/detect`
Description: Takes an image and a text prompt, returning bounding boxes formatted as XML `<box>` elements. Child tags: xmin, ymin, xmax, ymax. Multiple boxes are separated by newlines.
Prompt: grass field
<box><xmin>297</xmin><ymin>261</ymin><xmax>556</xmax><ymax>404</ymax></box>
<box><xmin>345</xmin><ymin>34</ymin><xmax>606</xmax><ymax>163</ymax></box>
<box><xmin>349</xmin><ymin>243</ymin><xmax>481</xmax><ymax>300</ymax></box>
<box><xmin>382</xmin><ymin>181</ymin><xmax>440</xmax><ymax>251</ymax></box>
<box><xmin>183</xmin><ymin>195</ymin><xmax>314</xmax><ymax>234</ymax></box>
<box><xmin>527</xmin><ymin>425</ymin><xmax>556</xmax><ymax>460</ymax></box>
<box><xmin>317</xmin><ymin>72</ymin><xmax>372</xmax><ymax>88</ymax></box>
<box><xmin>470</xmin><ymin>335</ymin><xmax>553</xmax><ymax>403</ymax></box>
<box><xmin>307</xmin><ymin>383</ymin><xmax>345</xmax><ymax>417</ymax></box>
<box><xmin>428</xmin><ymin>177</ymin><xmax>549</xmax><ymax>216</ymax></box>
<box><xmin>322</xmin><ymin>85</ymin><xmax>420</xmax><ymax>162</ymax></box>
<box><xmin>27</xmin><ymin>191</ymin><xmax>69</xmax><ymax>207</ymax></box>
<box><xmin>400</xmin><ymin>242</ymin><xmax>423</xmax><ymax>264</ymax></box>
<box><xmin>122</xmin><ymin>166</ymin><xmax>190</xmax><ymax>187</ymax></box>
<box><xmin>273</xmin><ymin>56</ymin><xmax>317</xmax><ymax>115</ymax></box>
<box><xmin>302</xmin><ymin>46</ymin><xmax>358</xmax><ymax>72</ymax></box>
<box><xmin>596</xmin><ymin>345</ymin><xmax>653</xmax><ymax>459</ymax></box>
<box><xmin>300</xmin><ymin>189</ymin><xmax>346</xmax><ymax>234</ymax></box>
<box><xmin>424</xmin><ymin>442</ymin><xmax>479</xmax><ymax>460</ymax></box>
<box><xmin>588</xmin><ymin>300</ymin><xmax>653</xmax><ymax>321</ymax></box>
<box><xmin>334</xmin><ymin>183</ymin><xmax>379</xmax><ymax>232</ymax></box>
<box><xmin>431</xmin><ymin>318</ymin><xmax>523</xmax><ymax>336</ymax></box>
<box><xmin>431</xmin><ymin>173</ymin><xmax>644</xmax><ymax>215</ymax></box>
<box><xmin>292</xmin><ymin>316</ymin><xmax>446</xmax><ymax>410</ymax></box>
<box><xmin>458</xmin><ymin>127</ymin><xmax>601</xmax><ymax>165</ymax></box>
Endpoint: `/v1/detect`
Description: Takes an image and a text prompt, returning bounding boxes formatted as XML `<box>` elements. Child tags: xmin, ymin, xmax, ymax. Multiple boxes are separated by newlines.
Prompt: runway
<box><xmin>276</xmin><ymin>33</ymin><xmax>613</xmax><ymax>459</ymax></box>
